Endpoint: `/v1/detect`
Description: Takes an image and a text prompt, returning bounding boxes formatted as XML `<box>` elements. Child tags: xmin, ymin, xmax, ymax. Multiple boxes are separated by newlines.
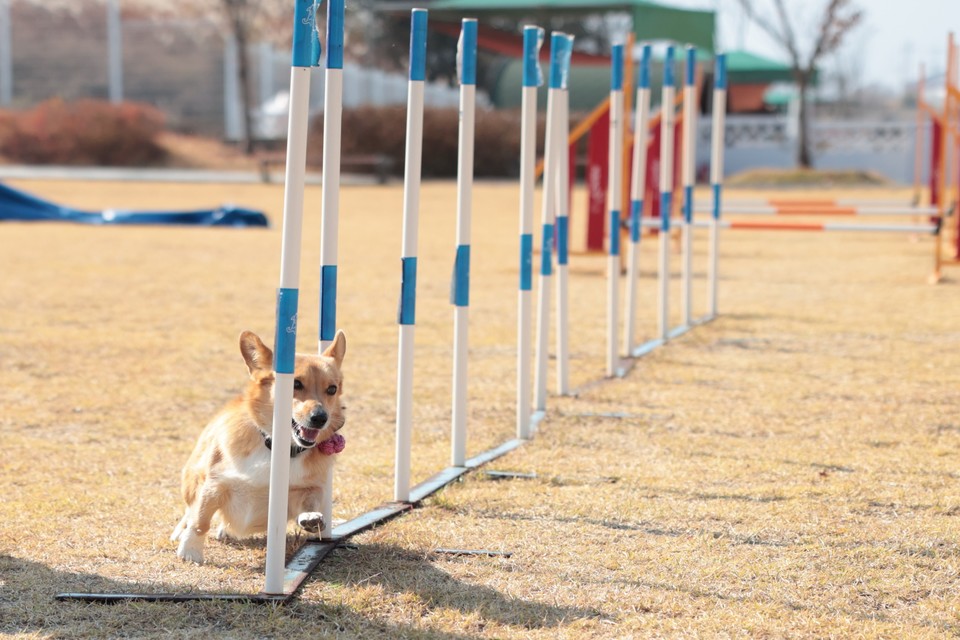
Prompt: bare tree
<box><xmin>736</xmin><ymin>0</ymin><xmax>862</xmax><ymax>167</ymax></box>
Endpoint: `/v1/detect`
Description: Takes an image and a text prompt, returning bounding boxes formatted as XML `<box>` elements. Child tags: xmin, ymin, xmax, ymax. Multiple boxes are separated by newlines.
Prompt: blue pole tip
<box><xmin>611</xmin><ymin>44</ymin><xmax>624</xmax><ymax>91</ymax></box>
<box><xmin>326</xmin><ymin>0</ymin><xmax>345</xmax><ymax>70</ymax></box>
<box><xmin>664</xmin><ymin>45</ymin><xmax>675</xmax><ymax>87</ymax></box>
<box><xmin>292</xmin><ymin>0</ymin><xmax>319</xmax><ymax>67</ymax></box>
<box><xmin>458</xmin><ymin>18</ymin><xmax>478</xmax><ymax>86</ymax></box>
<box><xmin>522</xmin><ymin>25</ymin><xmax>545</xmax><ymax>87</ymax></box>
<box><xmin>715</xmin><ymin>52</ymin><xmax>728</xmax><ymax>89</ymax></box>
<box><xmin>409</xmin><ymin>9</ymin><xmax>428</xmax><ymax>82</ymax></box>
<box><xmin>640</xmin><ymin>44</ymin><xmax>652</xmax><ymax>88</ymax></box>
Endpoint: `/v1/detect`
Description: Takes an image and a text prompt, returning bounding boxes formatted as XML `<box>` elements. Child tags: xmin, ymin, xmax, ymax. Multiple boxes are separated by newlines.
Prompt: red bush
<box><xmin>0</xmin><ymin>99</ymin><xmax>167</xmax><ymax>166</ymax></box>
<box><xmin>308</xmin><ymin>105</ymin><xmax>553</xmax><ymax>178</ymax></box>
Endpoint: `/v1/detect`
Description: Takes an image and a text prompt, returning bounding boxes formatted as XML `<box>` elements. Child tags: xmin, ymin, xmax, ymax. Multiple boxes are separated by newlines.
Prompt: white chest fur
<box><xmin>225</xmin><ymin>445</ymin><xmax>322</xmax><ymax>489</ymax></box>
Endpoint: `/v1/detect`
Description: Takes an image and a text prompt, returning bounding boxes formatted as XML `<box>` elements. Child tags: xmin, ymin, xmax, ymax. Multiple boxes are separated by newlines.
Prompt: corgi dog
<box><xmin>171</xmin><ymin>330</ymin><xmax>346</xmax><ymax>564</ymax></box>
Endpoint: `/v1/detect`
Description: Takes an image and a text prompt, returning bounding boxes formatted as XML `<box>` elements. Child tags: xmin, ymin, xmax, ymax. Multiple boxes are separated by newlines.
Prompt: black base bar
<box><xmin>56</xmin><ymin>436</ymin><xmax>526</xmax><ymax>604</ymax></box>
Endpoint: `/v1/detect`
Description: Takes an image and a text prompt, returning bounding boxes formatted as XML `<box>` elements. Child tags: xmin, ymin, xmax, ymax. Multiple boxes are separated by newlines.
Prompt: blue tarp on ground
<box><xmin>0</xmin><ymin>181</ymin><xmax>269</xmax><ymax>227</ymax></box>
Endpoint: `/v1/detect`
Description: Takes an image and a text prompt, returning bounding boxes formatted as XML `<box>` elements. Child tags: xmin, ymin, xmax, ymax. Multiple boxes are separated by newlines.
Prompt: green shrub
<box><xmin>0</xmin><ymin>99</ymin><xmax>167</xmax><ymax>166</ymax></box>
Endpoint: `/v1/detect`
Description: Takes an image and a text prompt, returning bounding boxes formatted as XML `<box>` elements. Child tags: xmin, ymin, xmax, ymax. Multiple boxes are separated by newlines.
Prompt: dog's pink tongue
<box><xmin>298</xmin><ymin>426</ymin><xmax>321</xmax><ymax>442</ymax></box>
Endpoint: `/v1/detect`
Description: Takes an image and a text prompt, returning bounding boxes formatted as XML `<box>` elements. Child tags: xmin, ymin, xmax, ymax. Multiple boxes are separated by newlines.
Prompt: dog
<box><xmin>171</xmin><ymin>329</ymin><xmax>346</xmax><ymax>564</ymax></box>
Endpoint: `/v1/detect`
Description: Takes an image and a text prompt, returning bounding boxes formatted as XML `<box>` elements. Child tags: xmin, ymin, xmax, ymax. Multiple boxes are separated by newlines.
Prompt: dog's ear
<box><xmin>322</xmin><ymin>330</ymin><xmax>346</xmax><ymax>368</ymax></box>
<box><xmin>239</xmin><ymin>331</ymin><xmax>274</xmax><ymax>376</ymax></box>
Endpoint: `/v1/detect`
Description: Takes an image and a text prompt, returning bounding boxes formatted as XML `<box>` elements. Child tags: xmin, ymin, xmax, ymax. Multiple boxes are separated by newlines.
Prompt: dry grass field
<box><xmin>1</xmin><ymin>178</ymin><xmax>959</xmax><ymax>638</ymax></box>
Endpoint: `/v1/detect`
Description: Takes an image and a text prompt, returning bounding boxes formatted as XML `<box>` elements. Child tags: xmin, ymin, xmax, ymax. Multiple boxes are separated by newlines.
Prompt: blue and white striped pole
<box><xmin>533</xmin><ymin>32</ymin><xmax>571</xmax><ymax>413</ymax></box>
<box><xmin>517</xmin><ymin>25</ymin><xmax>543</xmax><ymax>439</ymax></box>
<box><xmin>681</xmin><ymin>45</ymin><xmax>697</xmax><ymax>328</ymax></box>
<box><xmin>623</xmin><ymin>44</ymin><xmax>651</xmax><ymax>356</ymax></box>
<box><xmin>657</xmin><ymin>46</ymin><xmax>675</xmax><ymax>343</ymax></box>
<box><xmin>395</xmin><ymin>8</ymin><xmax>427</xmax><ymax>503</ymax></box>
<box><xmin>451</xmin><ymin>18</ymin><xmax>476</xmax><ymax>467</ymax></box>
<box><xmin>606</xmin><ymin>43</ymin><xmax>625</xmax><ymax>377</ymax></box>
<box><xmin>708</xmin><ymin>53</ymin><xmax>726</xmax><ymax>319</ymax></box>
<box><xmin>318</xmin><ymin>0</ymin><xmax>344</xmax><ymax>542</ymax></box>
<box><xmin>555</xmin><ymin>33</ymin><xmax>574</xmax><ymax>395</ymax></box>
<box><xmin>264</xmin><ymin>0</ymin><xmax>320</xmax><ymax>595</ymax></box>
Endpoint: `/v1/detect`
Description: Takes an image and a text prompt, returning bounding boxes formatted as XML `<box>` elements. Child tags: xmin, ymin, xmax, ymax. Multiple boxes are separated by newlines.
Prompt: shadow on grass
<box><xmin>318</xmin><ymin>543</ymin><xmax>611</xmax><ymax>630</ymax></box>
<box><xmin>0</xmin><ymin>553</ymin><xmax>508</xmax><ymax>638</ymax></box>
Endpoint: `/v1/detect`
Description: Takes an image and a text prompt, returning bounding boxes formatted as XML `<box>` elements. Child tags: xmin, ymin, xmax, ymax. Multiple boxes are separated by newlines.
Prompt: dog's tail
<box><xmin>170</xmin><ymin>513</ymin><xmax>188</xmax><ymax>542</ymax></box>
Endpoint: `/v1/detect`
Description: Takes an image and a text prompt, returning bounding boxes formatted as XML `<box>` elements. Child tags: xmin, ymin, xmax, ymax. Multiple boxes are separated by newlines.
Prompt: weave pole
<box><xmin>555</xmin><ymin>33</ymin><xmax>574</xmax><ymax>395</ymax></box>
<box><xmin>623</xmin><ymin>44</ymin><xmax>651</xmax><ymax>356</ymax></box>
<box><xmin>681</xmin><ymin>46</ymin><xmax>697</xmax><ymax>328</ymax></box>
<box><xmin>318</xmin><ymin>0</ymin><xmax>344</xmax><ymax>541</ymax></box>
<box><xmin>451</xmin><ymin>18</ymin><xmax>477</xmax><ymax>467</ymax></box>
<box><xmin>534</xmin><ymin>32</ymin><xmax>570</xmax><ymax>412</ymax></box>
<box><xmin>395</xmin><ymin>8</ymin><xmax>427</xmax><ymax>503</ymax></box>
<box><xmin>606</xmin><ymin>43</ymin><xmax>625</xmax><ymax>377</ymax></box>
<box><xmin>708</xmin><ymin>53</ymin><xmax>726</xmax><ymax>320</ymax></box>
<box><xmin>657</xmin><ymin>46</ymin><xmax>675</xmax><ymax>343</ymax></box>
<box><xmin>264</xmin><ymin>0</ymin><xmax>319</xmax><ymax>595</ymax></box>
<box><xmin>517</xmin><ymin>26</ymin><xmax>543</xmax><ymax>439</ymax></box>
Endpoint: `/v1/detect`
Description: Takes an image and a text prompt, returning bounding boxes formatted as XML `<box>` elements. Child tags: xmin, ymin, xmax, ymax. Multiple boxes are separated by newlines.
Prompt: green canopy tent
<box><xmin>488</xmin><ymin>47</ymin><xmax>805</xmax><ymax>111</ymax></box>
<box><xmin>417</xmin><ymin>0</ymin><xmax>716</xmax><ymax>109</ymax></box>
<box><xmin>427</xmin><ymin>0</ymin><xmax>715</xmax><ymax>52</ymax></box>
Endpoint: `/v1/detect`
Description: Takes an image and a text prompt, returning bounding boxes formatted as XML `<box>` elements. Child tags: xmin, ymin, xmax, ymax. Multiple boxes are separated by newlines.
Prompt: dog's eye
<box><xmin>294</xmin><ymin>379</ymin><xmax>304</xmax><ymax>391</ymax></box>
<box><xmin>326</xmin><ymin>385</ymin><xmax>337</xmax><ymax>396</ymax></box>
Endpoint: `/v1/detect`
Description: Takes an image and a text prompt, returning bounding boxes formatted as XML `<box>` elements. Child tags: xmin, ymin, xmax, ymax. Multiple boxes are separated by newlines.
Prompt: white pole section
<box><xmin>606</xmin><ymin>43</ymin><xmax>625</xmax><ymax>377</ymax></box>
<box><xmin>451</xmin><ymin>18</ymin><xmax>477</xmax><ymax>467</ymax></box>
<box><xmin>0</xmin><ymin>0</ymin><xmax>13</xmax><ymax>106</ymax></box>
<box><xmin>224</xmin><ymin>34</ymin><xmax>242</xmax><ymax>141</ymax></box>
<box><xmin>106</xmin><ymin>0</ymin><xmax>123</xmax><ymax>104</ymax></box>
<box><xmin>681</xmin><ymin>46</ymin><xmax>697</xmax><ymax>327</ymax></box>
<box><xmin>533</xmin><ymin>32</ymin><xmax>571</xmax><ymax>412</ymax></box>
<box><xmin>658</xmin><ymin>46</ymin><xmax>675</xmax><ymax>343</ymax></box>
<box><xmin>395</xmin><ymin>8</ymin><xmax>427</xmax><ymax>503</ymax></box>
<box><xmin>264</xmin><ymin>0</ymin><xmax>319</xmax><ymax>595</ymax></box>
<box><xmin>318</xmin><ymin>0</ymin><xmax>344</xmax><ymax>542</ymax></box>
<box><xmin>623</xmin><ymin>44</ymin><xmax>651</xmax><ymax>356</ymax></box>
<box><xmin>555</xmin><ymin>33</ymin><xmax>574</xmax><ymax>395</ymax></box>
<box><xmin>709</xmin><ymin>53</ymin><xmax>726</xmax><ymax>320</ymax></box>
<box><xmin>517</xmin><ymin>26</ymin><xmax>543</xmax><ymax>440</ymax></box>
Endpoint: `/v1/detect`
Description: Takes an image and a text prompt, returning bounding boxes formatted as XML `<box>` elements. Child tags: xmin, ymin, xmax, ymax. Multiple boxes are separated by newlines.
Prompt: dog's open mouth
<box><xmin>292</xmin><ymin>421</ymin><xmax>322</xmax><ymax>448</ymax></box>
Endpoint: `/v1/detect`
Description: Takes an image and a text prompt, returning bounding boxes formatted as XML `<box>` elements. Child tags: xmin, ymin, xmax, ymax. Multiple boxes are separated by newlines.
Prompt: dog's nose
<box><xmin>309</xmin><ymin>407</ymin><xmax>328</xmax><ymax>427</ymax></box>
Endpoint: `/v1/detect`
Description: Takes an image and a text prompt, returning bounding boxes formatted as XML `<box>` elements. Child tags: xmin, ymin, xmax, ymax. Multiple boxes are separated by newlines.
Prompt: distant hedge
<box><xmin>308</xmin><ymin>106</ymin><xmax>553</xmax><ymax>178</ymax></box>
<box><xmin>0</xmin><ymin>99</ymin><xmax>167</xmax><ymax>166</ymax></box>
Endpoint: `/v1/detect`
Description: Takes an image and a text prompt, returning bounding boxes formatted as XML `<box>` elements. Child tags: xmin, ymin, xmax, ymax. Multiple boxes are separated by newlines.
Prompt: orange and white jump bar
<box><xmin>644</xmin><ymin>218</ymin><xmax>939</xmax><ymax>234</ymax></box>
<box><xmin>695</xmin><ymin>202</ymin><xmax>940</xmax><ymax>216</ymax></box>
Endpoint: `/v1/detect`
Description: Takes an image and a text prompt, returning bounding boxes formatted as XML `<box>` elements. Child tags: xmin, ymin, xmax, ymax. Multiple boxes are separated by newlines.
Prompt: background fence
<box><xmin>0</xmin><ymin>2</ymin><xmax>923</xmax><ymax>183</ymax></box>
<box><xmin>700</xmin><ymin>116</ymin><xmax>923</xmax><ymax>184</ymax></box>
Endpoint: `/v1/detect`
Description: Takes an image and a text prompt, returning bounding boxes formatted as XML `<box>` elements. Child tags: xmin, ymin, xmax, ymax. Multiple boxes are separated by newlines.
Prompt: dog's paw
<box><xmin>297</xmin><ymin>511</ymin><xmax>325</xmax><ymax>534</ymax></box>
<box><xmin>176</xmin><ymin>531</ymin><xmax>206</xmax><ymax>564</ymax></box>
<box><xmin>214</xmin><ymin>524</ymin><xmax>229</xmax><ymax>541</ymax></box>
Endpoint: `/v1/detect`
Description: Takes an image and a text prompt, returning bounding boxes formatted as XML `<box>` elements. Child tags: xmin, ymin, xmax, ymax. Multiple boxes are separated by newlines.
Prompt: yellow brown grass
<box><xmin>0</xmin><ymin>180</ymin><xmax>958</xmax><ymax>637</ymax></box>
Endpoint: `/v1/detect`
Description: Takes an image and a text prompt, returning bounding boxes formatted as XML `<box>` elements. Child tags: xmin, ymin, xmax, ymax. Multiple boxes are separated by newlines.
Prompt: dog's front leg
<box><xmin>176</xmin><ymin>482</ymin><xmax>223</xmax><ymax>564</ymax></box>
<box><xmin>292</xmin><ymin>489</ymin><xmax>326</xmax><ymax>536</ymax></box>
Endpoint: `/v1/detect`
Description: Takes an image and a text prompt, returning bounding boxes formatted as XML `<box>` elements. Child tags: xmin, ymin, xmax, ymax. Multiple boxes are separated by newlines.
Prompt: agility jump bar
<box><xmin>642</xmin><ymin>218</ymin><xmax>940</xmax><ymax>234</ymax></box>
<box><xmin>696</xmin><ymin>204</ymin><xmax>940</xmax><ymax>216</ymax></box>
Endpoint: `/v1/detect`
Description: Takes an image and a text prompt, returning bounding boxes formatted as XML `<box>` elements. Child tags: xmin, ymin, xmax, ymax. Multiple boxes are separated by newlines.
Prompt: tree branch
<box><xmin>735</xmin><ymin>0</ymin><xmax>800</xmax><ymax>67</ymax></box>
<box><xmin>808</xmin><ymin>0</ymin><xmax>863</xmax><ymax>68</ymax></box>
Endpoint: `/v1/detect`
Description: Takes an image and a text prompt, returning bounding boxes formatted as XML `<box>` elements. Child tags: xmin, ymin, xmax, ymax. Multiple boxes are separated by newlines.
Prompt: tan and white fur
<box><xmin>171</xmin><ymin>330</ymin><xmax>346</xmax><ymax>564</ymax></box>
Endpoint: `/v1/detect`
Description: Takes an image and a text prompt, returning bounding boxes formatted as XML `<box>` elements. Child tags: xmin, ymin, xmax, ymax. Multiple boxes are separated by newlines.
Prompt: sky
<box><xmin>666</xmin><ymin>0</ymin><xmax>960</xmax><ymax>91</ymax></box>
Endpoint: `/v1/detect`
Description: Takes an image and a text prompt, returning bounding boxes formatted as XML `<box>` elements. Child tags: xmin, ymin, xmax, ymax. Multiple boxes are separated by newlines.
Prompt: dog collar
<box><xmin>258</xmin><ymin>429</ymin><xmax>307</xmax><ymax>458</ymax></box>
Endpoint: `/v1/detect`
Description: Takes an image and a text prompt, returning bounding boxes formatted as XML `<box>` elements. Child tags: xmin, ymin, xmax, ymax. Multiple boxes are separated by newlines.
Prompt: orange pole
<box><xmin>621</xmin><ymin>33</ymin><xmax>635</xmax><ymax>218</ymax></box>
<box><xmin>914</xmin><ymin>63</ymin><xmax>926</xmax><ymax>206</ymax></box>
<box><xmin>535</xmin><ymin>96</ymin><xmax>611</xmax><ymax>179</ymax></box>
<box><xmin>933</xmin><ymin>35</ymin><xmax>952</xmax><ymax>282</ymax></box>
